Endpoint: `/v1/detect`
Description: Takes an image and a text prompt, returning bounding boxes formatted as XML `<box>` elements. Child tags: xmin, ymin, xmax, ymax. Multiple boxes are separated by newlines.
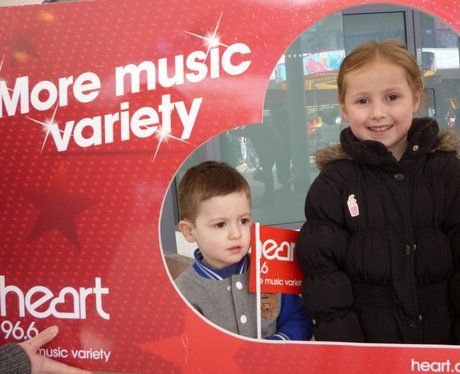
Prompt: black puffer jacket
<box><xmin>296</xmin><ymin>118</ymin><xmax>460</xmax><ymax>344</ymax></box>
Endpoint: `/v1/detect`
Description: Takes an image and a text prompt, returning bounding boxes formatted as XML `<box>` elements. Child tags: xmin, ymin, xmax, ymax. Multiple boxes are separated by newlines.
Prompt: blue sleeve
<box><xmin>265</xmin><ymin>294</ymin><xmax>313</xmax><ymax>341</ymax></box>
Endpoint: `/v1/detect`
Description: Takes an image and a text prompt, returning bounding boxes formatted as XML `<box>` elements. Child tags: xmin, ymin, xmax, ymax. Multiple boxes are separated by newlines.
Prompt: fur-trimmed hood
<box><xmin>315</xmin><ymin>118</ymin><xmax>460</xmax><ymax>170</ymax></box>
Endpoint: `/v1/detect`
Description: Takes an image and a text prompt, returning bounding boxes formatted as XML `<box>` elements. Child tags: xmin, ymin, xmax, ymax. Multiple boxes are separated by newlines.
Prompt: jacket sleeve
<box><xmin>295</xmin><ymin>173</ymin><xmax>364</xmax><ymax>342</ymax></box>
<box><xmin>266</xmin><ymin>294</ymin><xmax>313</xmax><ymax>341</ymax></box>
<box><xmin>449</xmin><ymin>230</ymin><xmax>460</xmax><ymax>344</ymax></box>
<box><xmin>444</xmin><ymin>156</ymin><xmax>460</xmax><ymax>344</ymax></box>
<box><xmin>0</xmin><ymin>343</ymin><xmax>31</xmax><ymax>374</ymax></box>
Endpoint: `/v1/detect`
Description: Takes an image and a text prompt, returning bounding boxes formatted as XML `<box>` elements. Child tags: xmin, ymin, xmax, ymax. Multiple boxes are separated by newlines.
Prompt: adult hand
<box><xmin>18</xmin><ymin>326</ymin><xmax>92</xmax><ymax>374</ymax></box>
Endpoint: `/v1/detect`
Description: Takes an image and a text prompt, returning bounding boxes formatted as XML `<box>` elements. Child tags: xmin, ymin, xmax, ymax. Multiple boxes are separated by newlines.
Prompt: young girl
<box><xmin>295</xmin><ymin>39</ymin><xmax>460</xmax><ymax>344</ymax></box>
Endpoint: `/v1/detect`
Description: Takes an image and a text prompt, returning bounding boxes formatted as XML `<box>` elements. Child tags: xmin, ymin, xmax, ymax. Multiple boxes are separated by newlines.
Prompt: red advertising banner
<box><xmin>0</xmin><ymin>0</ymin><xmax>460</xmax><ymax>373</ymax></box>
<box><xmin>249</xmin><ymin>223</ymin><xmax>303</xmax><ymax>295</ymax></box>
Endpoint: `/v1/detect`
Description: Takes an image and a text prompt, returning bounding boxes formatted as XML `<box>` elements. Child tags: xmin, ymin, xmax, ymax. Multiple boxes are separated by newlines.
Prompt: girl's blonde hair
<box><xmin>337</xmin><ymin>39</ymin><xmax>424</xmax><ymax>105</ymax></box>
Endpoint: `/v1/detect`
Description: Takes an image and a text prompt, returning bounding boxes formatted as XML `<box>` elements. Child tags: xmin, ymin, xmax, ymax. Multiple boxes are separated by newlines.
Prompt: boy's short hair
<box><xmin>178</xmin><ymin>161</ymin><xmax>251</xmax><ymax>223</ymax></box>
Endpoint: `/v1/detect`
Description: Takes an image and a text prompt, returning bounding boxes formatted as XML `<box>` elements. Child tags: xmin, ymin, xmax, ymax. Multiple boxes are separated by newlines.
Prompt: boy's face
<box><xmin>179</xmin><ymin>191</ymin><xmax>252</xmax><ymax>269</ymax></box>
<box><xmin>341</xmin><ymin>59</ymin><xmax>421</xmax><ymax>161</ymax></box>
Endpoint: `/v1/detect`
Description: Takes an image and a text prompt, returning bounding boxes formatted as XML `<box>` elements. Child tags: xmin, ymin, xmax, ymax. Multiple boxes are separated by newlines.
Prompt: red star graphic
<box><xmin>23</xmin><ymin>163</ymin><xmax>96</xmax><ymax>249</ymax></box>
<box><xmin>1</xmin><ymin>29</ymin><xmax>39</xmax><ymax>65</ymax></box>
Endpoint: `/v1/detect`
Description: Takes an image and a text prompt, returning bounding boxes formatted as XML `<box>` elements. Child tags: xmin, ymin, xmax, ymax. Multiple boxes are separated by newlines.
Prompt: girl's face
<box><xmin>341</xmin><ymin>59</ymin><xmax>421</xmax><ymax>160</ymax></box>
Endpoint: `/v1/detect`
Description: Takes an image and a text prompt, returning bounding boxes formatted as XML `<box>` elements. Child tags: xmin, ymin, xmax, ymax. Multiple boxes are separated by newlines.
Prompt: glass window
<box><xmin>343</xmin><ymin>11</ymin><xmax>406</xmax><ymax>52</ymax></box>
<box><xmin>418</xmin><ymin>13</ymin><xmax>460</xmax><ymax>126</ymax></box>
<box><xmin>161</xmin><ymin>5</ymin><xmax>460</xmax><ymax>258</ymax></box>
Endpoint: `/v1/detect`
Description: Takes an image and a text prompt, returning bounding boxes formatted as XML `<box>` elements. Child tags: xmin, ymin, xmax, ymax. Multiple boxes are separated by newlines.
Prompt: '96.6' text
<box><xmin>1</xmin><ymin>320</ymin><xmax>38</xmax><ymax>341</ymax></box>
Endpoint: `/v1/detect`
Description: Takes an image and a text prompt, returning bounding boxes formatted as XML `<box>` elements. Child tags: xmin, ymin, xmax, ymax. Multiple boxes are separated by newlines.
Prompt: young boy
<box><xmin>174</xmin><ymin>161</ymin><xmax>312</xmax><ymax>340</ymax></box>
